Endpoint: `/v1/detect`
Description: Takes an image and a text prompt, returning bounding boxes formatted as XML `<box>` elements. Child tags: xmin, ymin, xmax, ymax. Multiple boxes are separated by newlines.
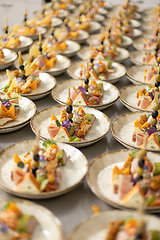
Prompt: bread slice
<box><xmin>122</xmin><ymin>185</ymin><xmax>144</xmax><ymax>208</ymax></box>
<box><xmin>73</xmin><ymin>92</ymin><xmax>87</xmax><ymax>105</ymax></box>
<box><xmin>53</xmin><ymin>127</ymin><xmax>70</xmax><ymax>142</ymax></box>
<box><xmin>16</xmin><ymin>173</ymin><xmax>40</xmax><ymax>194</ymax></box>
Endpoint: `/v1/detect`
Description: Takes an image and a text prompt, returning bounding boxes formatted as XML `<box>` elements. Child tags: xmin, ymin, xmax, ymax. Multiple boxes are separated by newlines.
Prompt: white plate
<box><xmin>111</xmin><ymin>111</ymin><xmax>160</xmax><ymax>152</ymax></box>
<box><xmin>142</xmin><ymin>21</ymin><xmax>152</xmax><ymax>31</ymax></box>
<box><xmin>0</xmin><ymin>140</ymin><xmax>88</xmax><ymax>199</ymax></box>
<box><xmin>67</xmin><ymin>210</ymin><xmax>160</xmax><ymax>240</ymax></box>
<box><xmin>86</xmin><ymin>149</ymin><xmax>160</xmax><ymax>212</ymax></box>
<box><xmin>130</xmin><ymin>50</ymin><xmax>156</xmax><ymax>65</ymax></box>
<box><xmin>77</xmin><ymin>45</ymin><xmax>129</xmax><ymax>63</ymax></box>
<box><xmin>103</xmin><ymin>18</ymin><xmax>141</xmax><ymax>28</ymax></box>
<box><xmin>34</xmin><ymin>9</ymin><xmax>69</xmax><ymax>20</ymax></box>
<box><xmin>51</xmin><ymin>79</ymin><xmax>119</xmax><ymax>110</ymax></box>
<box><xmin>45</xmin><ymin>29</ymin><xmax>89</xmax><ymax>44</ymax></box>
<box><xmin>6</xmin><ymin>36</ymin><xmax>33</xmax><ymax>53</ymax></box>
<box><xmin>14</xmin><ymin>54</ymin><xmax>71</xmax><ymax>76</ymax></box>
<box><xmin>120</xmin><ymin>84</ymin><xmax>153</xmax><ymax>112</ymax></box>
<box><xmin>0</xmin><ymin>199</ymin><xmax>63</xmax><ymax>240</ymax></box>
<box><xmin>67</xmin><ymin>60</ymin><xmax>126</xmax><ymax>84</ymax></box>
<box><xmin>67</xmin><ymin>4</ymin><xmax>76</xmax><ymax>12</ymax></box>
<box><xmin>87</xmin><ymin>21</ymin><xmax>102</xmax><ymax>34</ymax></box>
<box><xmin>54</xmin><ymin>40</ymin><xmax>81</xmax><ymax>57</ymax></box>
<box><xmin>0</xmin><ymin>72</ymin><xmax>57</xmax><ymax>100</ymax></box>
<box><xmin>0</xmin><ymin>48</ymin><xmax>17</xmax><ymax>70</ymax></box>
<box><xmin>87</xmin><ymin>34</ymin><xmax>133</xmax><ymax>48</ymax></box>
<box><xmin>127</xmin><ymin>65</ymin><xmax>154</xmax><ymax>85</ymax></box>
<box><xmin>26</xmin><ymin>26</ymin><xmax>47</xmax><ymax>40</ymax></box>
<box><xmin>93</xmin><ymin>14</ymin><xmax>105</xmax><ymax>22</ymax></box>
<box><xmin>98</xmin><ymin>8</ymin><xmax>108</xmax><ymax>16</ymax></box>
<box><xmin>0</xmin><ymin>95</ymin><xmax>36</xmax><ymax>133</ymax></box>
<box><xmin>133</xmin><ymin>37</ymin><xmax>155</xmax><ymax>51</ymax></box>
<box><xmin>30</xmin><ymin>105</ymin><xmax>111</xmax><ymax>148</ymax></box>
<box><xmin>132</xmin><ymin>28</ymin><xmax>142</xmax><ymax>38</ymax></box>
<box><xmin>134</xmin><ymin>12</ymin><xmax>142</xmax><ymax>20</ymax></box>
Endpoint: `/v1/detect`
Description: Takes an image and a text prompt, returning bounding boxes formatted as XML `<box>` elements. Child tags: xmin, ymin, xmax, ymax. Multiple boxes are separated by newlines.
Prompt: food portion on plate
<box><xmin>112</xmin><ymin>148</ymin><xmax>160</xmax><ymax>208</ymax></box>
<box><xmin>11</xmin><ymin>138</ymin><xmax>67</xmax><ymax>194</ymax></box>
<box><xmin>0</xmin><ymin>201</ymin><xmax>38</xmax><ymax>239</ymax></box>
<box><xmin>52</xmin><ymin>78</ymin><xmax>119</xmax><ymax>110</ymax></box>
<box><xmin>47</xmin><ymin>92</ymin><xmax>96</xmax><ymax>143</ymax></box>
<box><xmin>3</xmin><ymin>52</ymin><xmax>41</xmax><ymax>95</ymax></box>
<box><xmin>0</xmin><ymin>92</ymin><xmax>20</xmax><ymax>127</ymax></box>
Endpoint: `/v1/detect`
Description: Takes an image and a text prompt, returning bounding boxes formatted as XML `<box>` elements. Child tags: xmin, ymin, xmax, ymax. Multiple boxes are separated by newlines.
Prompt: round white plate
<box><xmin>134</xmin><ymin>12</ymin><xmax>142</xmax><ymax>20</ymax></box>
<box><xmin>0</xmin><ymin>199</ymin><xmax>63</xmax><ymax>240</ymax></box>
<box><xmin>120</xmin><ymin>84</ymin><xmax>153</xmax><ymax>112</ymax></box>
<box><xmin>77</xmin><ymin>45</ymin><xmax>129</xmax><ymax>63</ymax></box>
<box><xmin>51</xmin><ymin>79</ymin><xmax>119</xmax><ymax>110</ymax></box>
<box><xmin>67</xmin><ymin>4</ymin><xmax>76</xmax><ymax>12</ymax></box>
<box><xmin>104</xmin><ymin>2</ymin><xmax>114</xmax><ymax>10</ymax></box>
<box><xmin>132</xmin><ymin>28</ymin><xmax>142</xmax><ymax>38</ymax></box>
<box><xmin>73</xmin><ymin>0</ymin><xmax>83</xmax><ymax>6</ymax></box>
<box><xmin>0</xmin><ymin>140</ymin><xmax>88</xmax><ymax>199</ymax></box>
<box><xmin>0</xmin><ymin>72</ymin><xmax>57</xmax><ymax>100</ymax></box>
<box><xmin>133</xmin><ymin>37</ymin><xmax>156</xmax><ymax>51</ymax></box>
<box><xmin>111</xmin><ymin>111</ymin><xmax>160</xmax><ymax>152</ymax></box>
<box><xmin>93</xmin><ymin>14</ymin><xmax>105</xmax><ymax>22</ymax></box>
<box><xmin>0</xmin><ymin>95</ymin><xmax>36</xmax><ymax>133</ymax></box>
<box><xmin>45</xmin><ymin>29</ymin><xmax>89</xmax><ymax>44</ymax></box>
<box><xmin>130</xmin><ymin>50</ymin><xmax>156</xmax><ymax>65</ymax></box>
<box><xmin>26</xmin><ymin>26</ymin><xmax>47</xmax><ymax>41</ymax></box>
<box><xmin>6</xmin><ymin>36</ymin><xmax>33</xmax><ymax>53</ymax></box>
<box><xmin>87</xmin><ymin>34</ymin><xmax>133</xmax><ymax>48</ymax></box>
<box><xmin>87</xmin><ymin>149</ymin><xmax>160</xmax><ymax>212</ymax></box>
<box><xmin>14</xmin><ymin>54</ymin><xmax>71</xmax><ymax>76</ymax></box>
<box><xmin>103</xmin><ymin>18</ymin><xmax>141</xmax><ymax>28</ymax></box>
<box><xmin>67</xmin><ymin>210</ymin><xmax>160</xmax><ymax>240</ymax></box>
<box><xmin>67</xmin><ymin>60</ymin><xmax>126</xmax><ymax>84</ymax></box>
<box><xmin>87</xmin><ymin>21</ymin><xmax>102</xmax><ymax>34</ymax></box>
<box><xmin>127</xmin><ymin>65</ymin><xmax>155</xmax><ymax>85</ymax></box>
<box><xmin>30</xmin><ymin>105</ymin><xmax>111</xmax><ymax>148</ymax></box>
<box><xmin>35</xmin><ymin>9</ymin><xmax>69</xmax><ymax>20</ymax></box>
<box><xmin>55</xmin><ymin>40</ymin><xmax>81</xmax><ymax>57</ymax></box>
<box><xmin>0</xmin><ymin>48</ymin><xmax>17</xmax><ymax>70</ymax></box>
<box><xmin>98</xmin><ymin>8</ymin><xmax>108</xmax><ymax>16</ymax></box>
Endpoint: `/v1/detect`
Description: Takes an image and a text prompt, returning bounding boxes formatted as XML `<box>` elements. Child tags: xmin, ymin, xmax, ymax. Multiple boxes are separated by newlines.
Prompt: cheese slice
<box><xmin>122</xmin><ymin>185</ymin><xmax>144</xmax><ymax>208</ymax></box>
<box><xmin>53</xmin><ymin>127</ymin><xmax>70</xmax><ymax>142</ymax></box>
<box><xmin>16</xmin><ymin>172</ymin><xmax>40</xmax><ymax>194</ymax></box>
<box><xmin>94</xmin><ymin>52</ymin><xmax>106</xmax><ymax>61</ymax></box>
<box><xmin>73</xmin><ymin>92</ymin><xmax>87</xmax><ymax>105</ymax></box>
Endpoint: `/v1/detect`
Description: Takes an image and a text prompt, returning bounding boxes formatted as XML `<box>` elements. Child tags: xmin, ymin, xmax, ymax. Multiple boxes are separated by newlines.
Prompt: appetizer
<box><xmin>0</xmin><ymin>18</ymin><xmax>21</xmax><ymax>49</ymax></box>
<box><xmin>143</xmin><ymin>64</ymin><xmax>159</xmax><ymax>84</ymax></box>
<box><xmin>79</xmin><ymin>57</ymin><xmax>115</xmax><ymax>81</ymax></box>
<box><xmin>0</xmin><ymin>92</ymin><xmax>20</xmax><ymax>127</ymax></box>
<box><xmin>112</xmin><ymin>147</ymin><xmax>160</xmax><ymax>208</ymax></box>
<box><xmin>132</xmin><ymin>79</ymin><xmax>160</xmax><ymax>150</ymax></box>
<box><xmin>11</xmin><ymin>139</ymin><xmax>67</xmax><ymax>193</ymax></box>
<box><xmin>47</xmin><ymin>91</ymin><xmax>95</xmax><ymax>142</ymax></box>
<box><xmin>3</xmin><ymin>52</ymin><xmax>41</xmax><ymax>94</ymax></box>
<box><xmin>0</xmin><ymin>201</ymin><xmax>37</xmax><ymax>239</ymax></box>
<box><xmin>70</xmin><ymin>79</ymin><xmax>103</xmax><ymax>106</ymax></box>
<box><xmin>25</xmin><ymin>35</ymin><xmax>57</xmax><ymax>71</ymax></box>
<box><xmin>106</xmin><ymin>215</ymin><xmax>160</xmax><ymax>239</ymax></box>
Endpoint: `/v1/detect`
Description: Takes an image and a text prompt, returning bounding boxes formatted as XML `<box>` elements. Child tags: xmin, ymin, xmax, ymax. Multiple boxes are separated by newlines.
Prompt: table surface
<box><xmin>0</xmin><ymin>0</ymin><xmax>159</xmax><ymax>238</ymax></box>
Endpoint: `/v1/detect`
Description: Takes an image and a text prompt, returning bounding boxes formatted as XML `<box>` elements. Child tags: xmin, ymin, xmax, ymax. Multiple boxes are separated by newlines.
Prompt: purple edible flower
<box><xmin>39</xmin><ymin>155</ymin><xmax>46</xmax><ymax>162</ymax></box>
<box><xmin>17</xmin><ymin>77</ymin><xmax>22</xmax><ymax>83</ymax></box>
<box><xmin>0</xmin><ymin>223</ymin><xmax>8</xmax><ymax>233</ymax></box>
<box><xmin>146</xmin><ymin>126</ymin><xmax>157</xmax><ymax>136</ymax></box>
<box><xmin>78</xmin><ymin>86</ymin><xmax>86</xmax><ymax>95</ymax></box>
<box><xmin>1</xmin><ymin>100</ymin><xmax>10</xmax><ymax>107</ymax></box>
<box><xmin>152</xmin><ymin>39</ymin><xmax>156</xmax><ymax>43</ymax></box>
<box><xmin>149</xmin><ymin>92</ymin><xmax>154</xmax><ymax>100</ymax></box>
<box><xmin>62</xmin><ymin>120</ymin><xmax>70</xmax><ymax>130</ymax></box>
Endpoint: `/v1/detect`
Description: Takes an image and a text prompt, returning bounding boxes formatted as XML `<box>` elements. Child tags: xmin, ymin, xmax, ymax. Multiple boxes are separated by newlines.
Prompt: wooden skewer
<box><xmin>5</xmin><ymin>17</ymin><xmax>7</xmax><ymax>28</ymax></box>
<box><xmin>39</xmin><ymin>33</ymin><xmax>42</xmax><ymax>43</ymax></box>
<box><xmin>68</xmin><ymin>87</ymin><xmax>70</xmax><ymax>99</ymax></box>
<box><xmin>155</xmin><ymin>91</ymin><xmax>159</xmax><ymax>104</ymax></box>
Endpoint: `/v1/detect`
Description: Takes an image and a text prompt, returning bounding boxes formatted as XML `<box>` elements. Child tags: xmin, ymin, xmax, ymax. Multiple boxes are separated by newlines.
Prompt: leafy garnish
<box><xmin>2</xmin><ymin>202</ymin><xmax>11</xmax><ymax>211</ymax></box>
<box><xmin>69</xmin><ymin>136</ymin><xmax>81</xmax><ymax>142</ymax></box>
<box><xmin>147</xmin><ymin>84</ymin><xmax>152</xmax><ymax>91</ymax></box>
<box><xmin>3</xmin><ymin>83</ymin><xmax>11</xmax><ymax>93</ymax></box>
<box><xmin>42</xmin><ymin>140</ymin><xmax>56</xmax><ymax>152</ymax></box>
<box><xmin>56</xmin><ymin>120</ymin><xmax>61</xmax><ymax>127</ymax></box>
<box><xmin>131</xmin><ymin>149</ymin><xmax>139</xmax><ymax>158</ymax></box>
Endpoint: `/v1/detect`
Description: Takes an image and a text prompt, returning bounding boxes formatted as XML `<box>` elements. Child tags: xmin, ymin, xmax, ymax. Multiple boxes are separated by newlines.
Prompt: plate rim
<box><xmin>0</xmin><ymin>140</ymin><xmax>88</xmax><ymax>199</ymax></box>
